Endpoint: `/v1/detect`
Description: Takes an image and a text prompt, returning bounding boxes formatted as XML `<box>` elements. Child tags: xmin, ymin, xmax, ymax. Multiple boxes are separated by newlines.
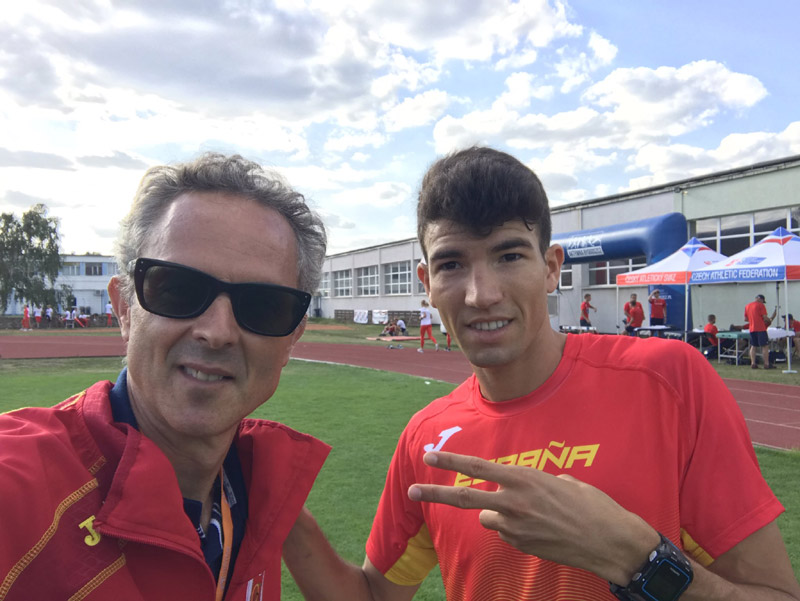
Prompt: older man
<box><xmin>0</xmin><ymin>154</ymin><xmax>329</xmax><ymax>600</ymax></box>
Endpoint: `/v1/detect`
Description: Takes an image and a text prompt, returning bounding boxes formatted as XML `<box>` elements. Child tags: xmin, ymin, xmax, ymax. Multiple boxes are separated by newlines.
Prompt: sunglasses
<box><xmin>130</xmin><ymin>258</ymin><xmax>310</xmax><ymax>337</ymax></box>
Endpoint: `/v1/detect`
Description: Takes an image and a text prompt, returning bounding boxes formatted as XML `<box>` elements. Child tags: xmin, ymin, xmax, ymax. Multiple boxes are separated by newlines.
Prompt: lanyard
<box><xmin>215</xmin><ymin>467</ymin><xmax>234</xmax><ymax>601</ymax></box>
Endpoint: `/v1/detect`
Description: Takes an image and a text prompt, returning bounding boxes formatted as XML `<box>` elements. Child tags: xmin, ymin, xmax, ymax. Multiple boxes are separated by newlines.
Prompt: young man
<box><xmin>285</xmin><ymin>147</ymin><xmax>799</xmax><ymax>601</ymax></box>
<box><xmin>744</xmin><ymin>294</ymin><xmax>777</xmax><ymax>369</ymax></box>
<box><xmin>648</xmin><ymin>289</ymin><xmax>667</xmax><ymax>326</ymax></box>
<box><xmin>623</xmin><ymin>293</ymin><xmax>644</xmax><ymax>335</ymax></box>
<box><xmin>704</xmin><ymin>314</ymin><xmax>720</xmax><ymax>359</ymax></box>
<box><xmin>579</xmin><ymin>293</ymin><xmax>596</xmax><ymax>327</ymax></box>
<box><xmin>0</xmin><ymin>154</ymin><xmax>330</xmax><ymax>600</ymax></box>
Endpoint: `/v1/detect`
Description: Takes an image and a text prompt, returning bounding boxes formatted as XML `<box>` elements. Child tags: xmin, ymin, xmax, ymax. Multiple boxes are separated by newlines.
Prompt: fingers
<box><xmin>408</xmin><ymin>481</ymin><xmax>501</xmax><ymax>510</ymax></box>
<box><xmin>421</xmin><ymin>451</ymin><xmax>524</xmax><ymax>486</ymax></box>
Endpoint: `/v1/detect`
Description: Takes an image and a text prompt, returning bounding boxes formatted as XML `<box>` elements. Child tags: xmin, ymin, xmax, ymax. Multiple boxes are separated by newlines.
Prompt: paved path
<box><xmin>1</xmin><ymin>334</ymin><xmax>798</xmax><ymax>450</ymax></box>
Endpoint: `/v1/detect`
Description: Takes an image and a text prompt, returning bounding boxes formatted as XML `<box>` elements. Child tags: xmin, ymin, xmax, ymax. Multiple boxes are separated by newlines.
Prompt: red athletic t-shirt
<box><xmin>366</xmin><ymin>335</ymin><xmax>782</xmax><ymax>601</ymax></box>
<box><xmin>580</xmin><ymin>301</ymin><xmax>591</xmax><ymax>321</ymax></box>
<box><xmin>744</xmin><ymin>301</ymin><xmax>768</xmax><ymax>333</ymax></box>
<box><xmin>704</xmin><ymin>323</ymin><xmax>718</xmax><ymax>346</ymax></box>
<box><xmin>649</xmin><ymin>297</ymin><xmax>667</xmax><ymax>319</ymax></box>
<box><xmin>624</xmin><ymin>301</ymin><xmax>645</xmax><ymax>327</ymax></box>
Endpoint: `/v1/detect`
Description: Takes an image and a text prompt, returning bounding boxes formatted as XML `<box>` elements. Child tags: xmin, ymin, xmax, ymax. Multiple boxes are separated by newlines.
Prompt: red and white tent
<box><xmin>615</xmin><ymin>238</ymin><xmax>727</xmax><ymax>337</ymax></box>
<box><xmin>691</xmin><ymin>227</ymin><xmax>800</xmax><ymax>373</ymax></box>
<box><xmin>616</xmin><ymin>237</ymin><xmax>727</xmax><ymax>286</ymax></box>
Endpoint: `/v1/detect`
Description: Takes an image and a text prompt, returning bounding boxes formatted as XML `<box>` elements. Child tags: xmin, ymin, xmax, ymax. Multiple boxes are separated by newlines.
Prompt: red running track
<box><xmin>2</xmin><ymin>334</ymin><xmax>798</xmax><ymax>450</ymax></box>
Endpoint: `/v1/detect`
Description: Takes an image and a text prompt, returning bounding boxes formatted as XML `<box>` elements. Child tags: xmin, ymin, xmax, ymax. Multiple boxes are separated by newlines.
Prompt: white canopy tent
<box><xmin>690</xmin><ymin>227</ymin><xmax>800</xmax><ymax>373</ymax></box>
<box><xmin>615</xmin><ymin>237</ymin><xmax>727</xmax><ymax>338</ymax></box>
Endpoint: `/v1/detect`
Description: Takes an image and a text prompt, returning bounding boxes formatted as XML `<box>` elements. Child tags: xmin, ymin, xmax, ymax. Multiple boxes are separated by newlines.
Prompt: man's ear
<box><xmin>417</xmin><ymin>260</ymin><xmax>432</xmax><ymax>298</ymax></box>
<box><xmin>544</xmin><ymin>244</ymin><xmax>564</xmax><ymax>294</ymax></box>
<box><xmin>108</xmin><ymin>276</ymin><xmax>132</xmax><ymax>343</ymax></box>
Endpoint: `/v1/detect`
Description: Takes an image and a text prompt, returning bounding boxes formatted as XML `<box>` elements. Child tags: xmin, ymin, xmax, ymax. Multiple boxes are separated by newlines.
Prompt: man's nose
<box><xmin>464</xmin><ymin>264</ymin><xmax>503</xmax><ymax>308</ymax></box>
<box><xmin>191</xmin><ymin>293</ymin><xmax>240</xmax><ymax>347</ymax></box>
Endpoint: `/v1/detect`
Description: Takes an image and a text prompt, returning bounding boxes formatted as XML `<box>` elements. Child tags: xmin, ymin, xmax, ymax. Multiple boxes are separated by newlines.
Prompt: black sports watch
<box><xmin>609</xmin><ymin>533</ymin><xmax>693</xmax><ymax>601</ymax></box>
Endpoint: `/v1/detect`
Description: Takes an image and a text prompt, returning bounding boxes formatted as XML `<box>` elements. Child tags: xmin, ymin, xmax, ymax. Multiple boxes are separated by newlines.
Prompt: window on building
<box><xmin>333</xmin><ymin>269</ymin><xmax>352</xmax><ymax>297</ymax></box>
<box><xmin>559</xmin><ymin>264</ymin><xmax>573</xmax><ymax>289</ymax></box>
<box><xmin>356</xmin><ymin>265</ymin><xmax>380</xmax><ymax>296</ymax></box>
<box><xmin>754</xmin><ymin>208</ymin><xmax>788</xmax><ymax>236</ymax></box>
<box><xmin>383</xmin><ymin>260</ymin><xmax>412</xmax><ymax>295</ymax></box>
<box><xmin>85</xmin><ymin>263</ymin><xmax>103</xmax><ymax>276</ymax></box>
<box><xmin>318</xmin><ymin>272</ymin><xmax>330</xmax><ymax>297</ymax></box>
<box><xmin>694</xmin><ymin>217</ymin><xmax>719</xmax><ymax>251</ymax></box>
<box><xmin>588</xmin><ymin>256</ymin><xmax>646</xmax><ymax>286</ymax></box>
<box><xmin>695</xmin><ymin>209</ymin><xmax>797</xmax><ymax>257</ymax></box>
<box><xmin>791</xmin><ymin>207</ymin><xmax>800</xmax><ymax>234</ymax></box>
<box><xmin>61</xmin><ymin>263</ymin><xmax>80</xmax><ymax>276</ymax></box>
<box><xmin>106</xmin><ymin>262</ymin><xmax>118</xmax><ymax>275</ymax></box>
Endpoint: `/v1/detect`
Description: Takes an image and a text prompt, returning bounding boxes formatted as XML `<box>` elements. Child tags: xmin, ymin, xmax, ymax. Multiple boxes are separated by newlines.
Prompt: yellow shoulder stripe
<box><xmin>384</xmin><ymin>525</ymin><xmax>438</xmax><ymax>586</ymax></box>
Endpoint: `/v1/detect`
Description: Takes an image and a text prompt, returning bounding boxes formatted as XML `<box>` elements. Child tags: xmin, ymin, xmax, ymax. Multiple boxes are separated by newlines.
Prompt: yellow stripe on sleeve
<box><xmin>384</xmin><ymin>525</ymin><xmax>439</xmax><ymax>586</ymax></box>
<box><xmin>681</xmin><ymin>528</ymin><xmax>715</xmax><ymax>567</ymax></box>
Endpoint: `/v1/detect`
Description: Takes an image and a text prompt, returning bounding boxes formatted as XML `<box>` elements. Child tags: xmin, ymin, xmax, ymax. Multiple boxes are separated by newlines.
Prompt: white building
<box><xmin>4</xmin><ymin>254</ymin><xmax>118</xmax><ymax>316</ymax></box>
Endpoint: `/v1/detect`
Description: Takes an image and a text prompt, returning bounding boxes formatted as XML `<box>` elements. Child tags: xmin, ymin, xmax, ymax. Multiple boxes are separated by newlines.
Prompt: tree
<box><xmin>0</xmin><ymin>204</ymin><xmax>64</xmax><ymax>313</ymax></box>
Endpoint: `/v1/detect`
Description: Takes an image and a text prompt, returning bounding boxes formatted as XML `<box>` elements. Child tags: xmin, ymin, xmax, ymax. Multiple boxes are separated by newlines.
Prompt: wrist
<box><xmin>610</xmin><ymin>532</ymin><xmax>693</xmax><ymax>601</ymax></box>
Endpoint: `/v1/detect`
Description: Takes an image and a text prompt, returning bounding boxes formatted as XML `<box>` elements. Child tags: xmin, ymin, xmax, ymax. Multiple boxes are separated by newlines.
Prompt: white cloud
<box><xmin>495</xmin><ymin>49</ymin><xmax>539</xmax><ymax>71</ymax></box>
<box><xmin>383</xmin><ymin>90</ymin><xmax>451</xmax><ymax>132</ymax></box>
<box><xmin>324</xmin><ymin>131</ymin><xmax>388</xmax><ymax>153</ymax></box>
<box><xmin>553</xmin><ymin>31</ymin><xmax>617</xmax><ymax>93</ymax></box>
<box><xmin>330</xmin><ymin>181</ymin><xmax>412</xmax><ymax>208</ymax></box>
<box><xmin>626</xmin><ymin>121</ymin><xmax>800</xmax><ymax>188</ymax></box>
<box><xmin>584</xmin><ymin>60</ymin><xmax>768</xmax><ymax>139</ymax></box>
<box><xmin>588</xmin><ymin>31</ymin><xmax>617</xmax><ymax>65</ymax></box>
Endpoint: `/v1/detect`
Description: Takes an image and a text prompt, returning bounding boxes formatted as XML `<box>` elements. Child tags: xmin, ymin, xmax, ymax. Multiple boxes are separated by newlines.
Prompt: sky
<box><xmin>1</xmin><ymin>0</ymin><xmax>799</xmax><ymax>257</ymax></box>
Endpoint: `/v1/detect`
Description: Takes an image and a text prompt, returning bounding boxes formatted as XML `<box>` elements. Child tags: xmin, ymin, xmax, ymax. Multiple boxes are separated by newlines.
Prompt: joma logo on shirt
<box><xmin>453</xmin><ymin>441</ymin><xmax>599</xmax><ymax>487</ymax></box>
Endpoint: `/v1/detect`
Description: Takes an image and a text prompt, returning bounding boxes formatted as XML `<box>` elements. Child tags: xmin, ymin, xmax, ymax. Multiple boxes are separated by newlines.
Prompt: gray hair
<box><xmin>114</xmin><ymin>153</ymin><xmax>327</xmax><ymax>298</ymax></box>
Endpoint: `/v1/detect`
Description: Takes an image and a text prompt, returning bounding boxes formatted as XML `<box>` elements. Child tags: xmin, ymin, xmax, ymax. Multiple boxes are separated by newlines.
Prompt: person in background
<box><xmin>439</xmin><ymin>320</ymin><xmax>452</xmax><ymax>351</ymax></box>
<box><xmin>45</xmin><ymin>305</ymin><xmax>53</xmax><ymax>328</ymax></box>
<box><xmin>648</xmin><ymin>289</ymin><xmax>667</xmax><ymax>332</ymax></box>
<box><xmin>418</xmin><ymin>299</ymin><xmax>438</xmax><ymax>353</ymax></box>
<box><xmin>21</xmin><ymin>305</ymin><xmax>31</xmax><ymax>330</ymax></box>
<box><xmin>33</xmin><ymin>305</ymin><xmax>42</xmax><ymax>328</ymax></box>
<box><xmin>106</xmin><ymin>300</ymin><xmax>114</xmax><ymax>326</ymax></box>
<box><xmin>579</xmin><ymin>293</ymin><xmax>596</xmax><ymax>328</ymax></box>
<box><xmin>623</xmin><ymin>292</ymin><xmax>644</xmax><ymax>335</ymax></box>
<box><xmin>703</xmin><ymin>314</ymin><xmax>720</xmax><ymax>359</ymax></box>
<box><xmin>744</xmin><ymin>294</ymin><xmax>777</xmax><ymax>369</ymax></box>
<box><xmin>0</xmin><ymin>153</ymin><xmax>331</xmax><ymax>600</ymax></box>
<box><xmin>380</xmin><ymin>320</ymin><xmax>398</xmax><ymax>337</ymax></box>
<box><xmin>783</xmin><ymin>314</ymin><xmax>799</xmax><ymax>359</ymax></box>
<box><xmin>283</xmin><ymin>146</ymin><xmax>800</xmax><ymax>601</ymax></box>
<box><xmin>396</xmin><ymin>318</ymin><xmax>407</xmax><ymax>336</ymax></box>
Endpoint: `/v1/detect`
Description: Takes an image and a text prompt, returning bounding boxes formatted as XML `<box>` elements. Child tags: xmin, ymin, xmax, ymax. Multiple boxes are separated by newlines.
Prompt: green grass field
<box><xmin>0</xmin><ymin>353</ymin><xmax>798</xmax><ymax>598</ymax></box>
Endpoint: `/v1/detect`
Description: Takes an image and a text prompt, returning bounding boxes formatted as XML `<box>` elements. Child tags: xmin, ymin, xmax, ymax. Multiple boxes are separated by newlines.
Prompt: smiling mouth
<box><xmin>182</xmin><ymin>366</ymin><xmax>231</xmax><ymax>383</ymax></box>
<box><xmin>470</xmin><ymin>320</ymin><xmax>509</xmax><ymax>332</ymax></box>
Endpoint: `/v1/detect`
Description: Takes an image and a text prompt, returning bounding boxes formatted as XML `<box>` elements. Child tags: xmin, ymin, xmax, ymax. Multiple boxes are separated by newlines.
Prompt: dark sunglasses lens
<box><xmin>237</xmin><ymin>286</ymin><xmax>305</xmax><ymax>335</ymax></box>
<box><xmin>142</xmin><ymin>264</ymin><xmax>211</xmax><ymax>317</ymax></box>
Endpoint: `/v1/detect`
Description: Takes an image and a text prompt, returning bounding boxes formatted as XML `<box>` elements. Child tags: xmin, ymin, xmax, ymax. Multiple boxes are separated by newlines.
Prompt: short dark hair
<box><xmin>756</xmin><ymin>294</ymin><xmax>766</xmax><ymax>301</ymax></box>
<box><xmin>417</xmin><ymin>146</ymin><xmax>551</xmax><ymax>258</ymax></box>
<box><xmin>708</xmin><ymin>314</ymin><xmax>716</xmax><ymax>321</ymax></box>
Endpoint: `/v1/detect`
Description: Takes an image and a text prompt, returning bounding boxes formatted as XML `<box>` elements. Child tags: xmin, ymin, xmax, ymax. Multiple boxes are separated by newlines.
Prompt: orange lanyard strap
<box><xmin>215</xmin><ymin>467</ymin><xmax>234</xmax><ymax>601</ymax></box>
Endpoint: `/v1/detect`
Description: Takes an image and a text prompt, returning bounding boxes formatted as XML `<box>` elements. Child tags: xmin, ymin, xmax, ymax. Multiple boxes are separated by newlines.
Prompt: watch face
<box><xmin>642</xmin><ymin>560</ymin><xmax>691</xmax><ymax>601</ymax></box>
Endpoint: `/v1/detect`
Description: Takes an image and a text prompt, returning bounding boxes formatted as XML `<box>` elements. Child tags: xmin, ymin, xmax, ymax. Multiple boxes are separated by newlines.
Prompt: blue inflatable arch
<box><xmin>552</xmin><ymin>212</ymin><xmax>690</xmax><ymax>330</ymax></box>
